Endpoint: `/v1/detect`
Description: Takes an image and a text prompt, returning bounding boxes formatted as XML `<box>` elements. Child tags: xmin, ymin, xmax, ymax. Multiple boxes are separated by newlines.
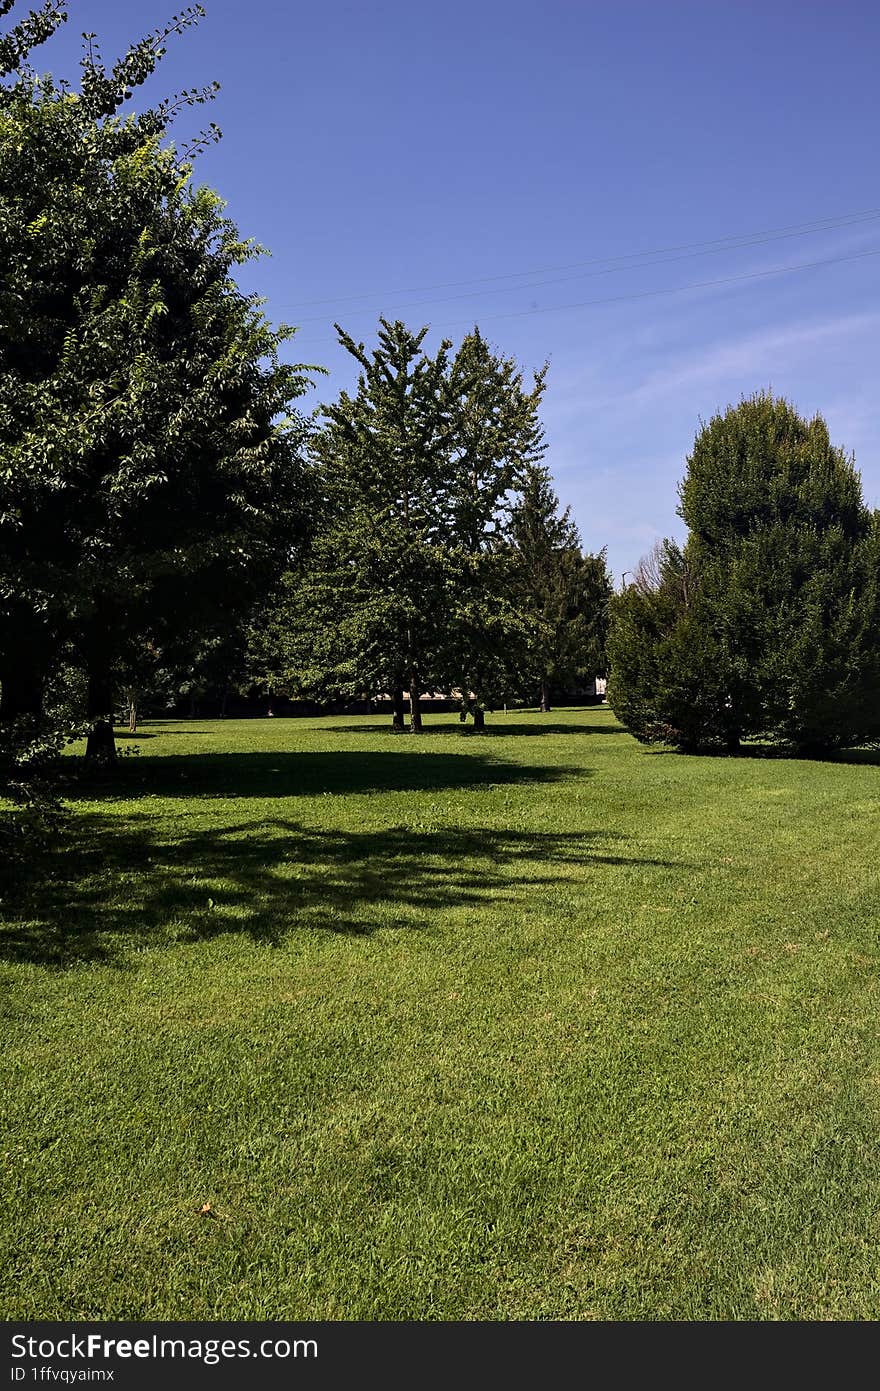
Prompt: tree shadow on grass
<box><xmin>823</xmin><ymin>748</ymin><xmax>880</xmax><ymax>767</ymax></box>
<box><xmin>473</xmin><ymin>721</ymin><xmax>626</xmax><ymax>738</ymax></box>
<box><xmin>107</xmin><ymin>728</ymin><xmax>216</xmax><ymax>742</ymax></box>
<box><xmin>642</xmin><ymin>744</ymin><xmax>880</xmax><ymax>766</ymax></box>
<box><xmin>64</xmin><ymin>749</ymin><xmax>578</xmax><ymax>802</ymax></box>
<box><xmin>0</xmin><ymin>815</ymin><xmax>686</xmax><ymax>969</ymax></box>
<box><xmin>326</xmin><ymin>721</ymin><xmax>626</xmax><ymax>739</ymax></box>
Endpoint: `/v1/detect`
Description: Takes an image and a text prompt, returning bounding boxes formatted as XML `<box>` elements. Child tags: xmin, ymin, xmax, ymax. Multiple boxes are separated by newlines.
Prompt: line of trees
<box><xmin>248</xmin><ymin>320</ymin><xmax>612</xmax><ymax>732</ymax></box>
<box><xmin>3</xmin><ymin>3</ymin><xmax>877</xmax><ymax>835</ymax></box>
<box><xmin>0</xmin><ymin>0</ymin><xmax>611</xmax><ymax>824</ymax></box>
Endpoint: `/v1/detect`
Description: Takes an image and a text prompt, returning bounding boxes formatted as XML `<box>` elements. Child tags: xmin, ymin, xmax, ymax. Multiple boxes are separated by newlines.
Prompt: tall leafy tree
<box><xmin>288</xmin><ymin>319</ymin><xmax>454</xmax><ymax>731</ymax></box>
<box><xmin>261</xmin><ymin>320</ymin><xmax>548</xmax><ymax>732</ymax></box>
<box><xmin>0</xmin><ymin>2</ymin><xmax>316</xmax><ymax>764</ymax></box>
<box><xmin>435</xmin><ymin>330</ymin><xmax>547</xmax><ymax>727</ymax></box>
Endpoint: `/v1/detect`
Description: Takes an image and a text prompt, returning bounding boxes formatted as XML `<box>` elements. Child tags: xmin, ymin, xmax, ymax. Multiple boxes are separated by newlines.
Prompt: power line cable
<box><xmin>297</xmin><ymin>244</ymin><xmax>880</xmax><ymax>349</ymax></box>
<box><xmin>437</xmin><ymin>245</ymin><xmax>880</xmax><ymax>331</ymax></box>
<box><xmin>276</xmin><ymin>207</ymin><xmax>880</xmax><ymax>312</ymax></box>
<box><xmin>288</xmin><ymin>212</ymin><xmax>880</xmax><ymax>325</ymax></box>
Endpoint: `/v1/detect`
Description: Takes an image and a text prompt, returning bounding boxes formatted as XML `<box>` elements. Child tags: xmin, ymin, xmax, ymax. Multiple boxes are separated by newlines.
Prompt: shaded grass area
<box><xmin>326</xmin><ymin>718</ymin><xmax>628</xmax><ymax>738</ymax></box>
<box><xmin>2</xmin><ymin>708</ymin><xmax>880</xmax><ymax>1319</ymax></box>
<box><xmin>2</xmin><ymin>817</ymin><xmax>686</xmax><ymax>967</ymax></box>
<box><xmin>63</xmin><ymin>746</ymin><xmax>577</xmax><ymax>802</ymax></box>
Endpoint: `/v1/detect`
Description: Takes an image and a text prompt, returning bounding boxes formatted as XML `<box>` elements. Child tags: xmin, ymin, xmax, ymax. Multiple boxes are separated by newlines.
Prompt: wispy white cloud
<box><xmin>587</xmin><ymin>311</ymin><xmax>880</xmax><ymax>413</ymax></box>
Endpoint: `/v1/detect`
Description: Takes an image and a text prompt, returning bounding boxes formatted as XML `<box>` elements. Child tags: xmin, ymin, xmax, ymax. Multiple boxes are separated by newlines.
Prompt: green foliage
<box><xmin>679</xmin><ymin>393</ymin><xmax>866</xmax><ymax>552</ymax></box>
<box><xmin>0</xmin><ymin>1</ymin><xmax>66</xmax><ymax>78</ymax></box>
<box><xmin>272</xmin><ymin>320</ymin><xmax>454</xmax><ymax>709</ymax></box>
<box><xmin>0</xmin><ymin>1</ymin><xmax>318</xmax><ymax>772</ymax></box>
<box><xmin>434</xmin><ymin>328</ymin><xmax>548</xmax><ymax>714</ymax></box>
<box><xmin>608</xmin><ymin>394</ymin><xmax>880</xmax><ymax>753</ymax></box>
<box><xmin>256</xmin><ymin>319</ymin><xmax>548</xmax><ymax>726</ymax></box>
<box><xmin>0</xmin><ymin>713</ymin><xmax>73</xmax><ymax>851</ymax></box>
<box><xmin>510</xmin><ymin>466</ymin><xmax>612</xmax><ymax>706</ymax></box>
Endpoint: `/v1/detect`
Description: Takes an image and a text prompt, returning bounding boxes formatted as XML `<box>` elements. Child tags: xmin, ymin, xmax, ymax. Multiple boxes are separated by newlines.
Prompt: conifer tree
<box><xmin>510</xmin><ymin>466</ymin><xmax>612</xmax><ymax>711</ymax></box>
<box><xmin>264</xmin><ymin>320</ymin><xmax>548</xmax><ymax>732</ymax></box>
<box><xmin>287</xmin><ymin>320</ymin><xmax>454</xmax><ymax>731</ymax></box>
<box><xmin>608</xmin><ymin>393</ymin><xmax>880</xmax><ymax>753</ymax></box>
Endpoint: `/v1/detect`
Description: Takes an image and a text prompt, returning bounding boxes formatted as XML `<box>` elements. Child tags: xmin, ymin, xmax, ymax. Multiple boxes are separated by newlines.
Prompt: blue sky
<box><xmin>35</xmin><ymin>0</ymin><xmax>880</xmax><ymax>582</ymax></box>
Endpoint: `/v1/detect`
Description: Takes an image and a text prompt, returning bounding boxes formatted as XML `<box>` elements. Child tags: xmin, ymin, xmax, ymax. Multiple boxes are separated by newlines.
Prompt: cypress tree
<box><xmin>609</xmin><ymin>393</ymin><xmax>880</xmax><ymax>754</ymax></box>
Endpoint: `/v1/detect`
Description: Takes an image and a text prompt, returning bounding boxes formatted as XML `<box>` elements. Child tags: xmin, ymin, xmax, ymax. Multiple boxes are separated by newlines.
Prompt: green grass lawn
<box><xmin>2</xmin><ymin>706</ymin><xmax>879</xmax><ymax>1320</ymax></box>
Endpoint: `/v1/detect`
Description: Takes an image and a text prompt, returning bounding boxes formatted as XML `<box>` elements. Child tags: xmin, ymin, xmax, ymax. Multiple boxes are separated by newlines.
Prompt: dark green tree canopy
<box><xmin>680</xmin><ymin>393</ymin><xmax>868</xmax><ymax>551</ymax></box>
<box><xmin>0</xmin><ymin>1</ymin><xmax>318</xmax><ymax>767</ymax></box>
<box><xmin>609</xmin><ymin>393</ymin><xmax>880</xmax><ymax>754</ymax></box>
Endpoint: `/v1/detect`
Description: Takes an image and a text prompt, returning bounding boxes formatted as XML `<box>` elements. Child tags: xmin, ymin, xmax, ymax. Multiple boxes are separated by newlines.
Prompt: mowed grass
<box><xmin>2</xmin><ymin>706</ymin><xmax>879</xmax><ymax>1320</ymax></box>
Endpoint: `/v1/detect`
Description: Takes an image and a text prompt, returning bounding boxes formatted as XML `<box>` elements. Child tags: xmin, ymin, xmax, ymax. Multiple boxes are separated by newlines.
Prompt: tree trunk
<box><xmin>0</xmin><ymin>608</ymin><xmax>50</xmax><ymax>725</ymax></box>
<box><xmin>540</xmin><ymin>679</ymin><xmax>551</xmax><ymax>713</ymax></box>
<box><xmin>128</xmin><ymin>695</ymin><xmax>137</xmax><ymax>734</ymax></box>
<box><xmin>392</xmin><ymin>684</ymin><xmax>405</xmax><ymax>732</ymax></box>
<box><xmin>85</xmin><ymin>667</ymin><xmax>117</xmax><ymax>764</ymax></box>
<box><xmin>408</xmin><ymin>671</ymin><xmax>422</xmax><ymax>733</ymax></box>
<box><xmin>220</xmin><ymin>687</ymin><xmax>229</xmax><ymax>719</ymax></box>
<box><xmin>0</xmin><ymin>663</ymin><xmax>45</xmax><ymax>722</ymax></box>
<box><xmin>472</xmin><ymin>702</ymin><xmax>485</xmax><ymax>731</ymax></box>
